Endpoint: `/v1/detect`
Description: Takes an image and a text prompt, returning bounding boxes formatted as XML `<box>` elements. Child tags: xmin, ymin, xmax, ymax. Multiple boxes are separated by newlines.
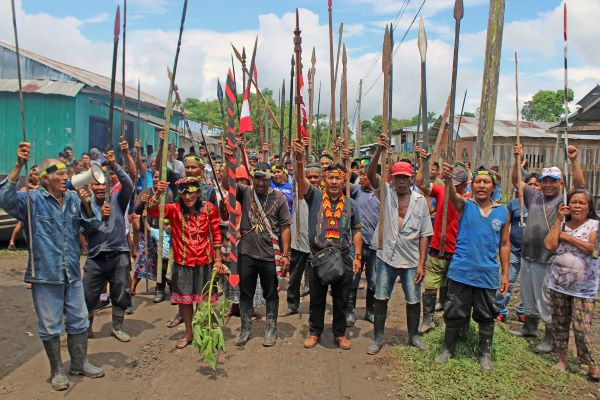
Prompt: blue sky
<box><xmin>4</xmin><ymin>0</ymin><xmax>597</xmax><ymax>121</ymax></box>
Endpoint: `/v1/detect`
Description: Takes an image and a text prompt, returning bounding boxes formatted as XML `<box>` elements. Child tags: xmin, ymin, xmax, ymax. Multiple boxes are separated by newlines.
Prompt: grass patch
<box><xmin>0</xmin><ymin>249</ymin><xmax>28</xmax><ymax>256</ymax></box>
<box><xmin>390</xmin><ymin>321</ymin><xmax>584</xmax><ymax>400</ymax></box>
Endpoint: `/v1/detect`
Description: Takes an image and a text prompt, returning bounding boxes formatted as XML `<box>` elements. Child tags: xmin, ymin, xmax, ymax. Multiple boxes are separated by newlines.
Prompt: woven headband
<box><xmin>184</xmin><ymin>155</ymin><xmax>205</xmax><ymax>166</ymax></box>
<box><xmin>39</xmin><ymin>162</ymin><xmax>67</xmax><ymax>177</ymax></box>
<box><xmin>251</xmin><ymin>169</ymin><xmax>272</xmax><ymax>179</ymax></box>
<box><xmin>472</xmin><ymin>170</ymin><xmax>496</xmax><ymax>184</ymax></box>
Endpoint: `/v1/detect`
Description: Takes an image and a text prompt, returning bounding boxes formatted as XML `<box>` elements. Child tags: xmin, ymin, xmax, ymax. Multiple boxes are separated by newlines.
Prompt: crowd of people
<box><xmin>0</xmin><ymin>130</ymin><xmax>598</xmax><ymax>391</ymax></box>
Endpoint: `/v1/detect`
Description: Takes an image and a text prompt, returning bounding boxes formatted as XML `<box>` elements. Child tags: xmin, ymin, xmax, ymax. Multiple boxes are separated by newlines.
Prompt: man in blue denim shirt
<box><xmin>0</xmin><ymin>142</ymin><xmax>104</xmax><ymax>391</ymax></box>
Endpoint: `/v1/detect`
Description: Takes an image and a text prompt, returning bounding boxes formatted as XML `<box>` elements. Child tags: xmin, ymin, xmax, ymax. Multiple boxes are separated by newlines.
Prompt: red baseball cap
<box><xmin>391</xmin><ymin>161</ymin><xmax>413</xmax><ymax>177</ymax></box>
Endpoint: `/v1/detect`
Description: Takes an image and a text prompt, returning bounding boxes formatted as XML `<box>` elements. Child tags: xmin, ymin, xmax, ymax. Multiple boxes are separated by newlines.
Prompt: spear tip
<box><xmin>328</xmin><ymin>0</ymin><xmax>332</xmax><ymax>11</ymax></box>
<box><xmin>311</xmin><ymin>46</ymin><xmax>316</xmax><ymax>64</ymax></box>
<box><xmin>454</xmin><ymin>0</ymin><xmax>464</xmax><ymax>21</ymax></box>
<box><xmin>418</xmin><ymin>16</ymin><xmax>427</xmax><ymax>62</ymax></box>
<box><xmin>114</xmin><ymin>5</ymin><xmax>121</xmax><ymax>38</ymax></box>
<box><xmin>296</xmin><ymin>8</ymin><xmax>299</xmax><ymax>28</ymax></box>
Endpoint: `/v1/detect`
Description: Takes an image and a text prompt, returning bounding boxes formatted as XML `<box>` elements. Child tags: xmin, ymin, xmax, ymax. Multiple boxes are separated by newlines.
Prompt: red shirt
<box><xmin>148</xmin><ymin>201</ymin><xmax>223</xmax><ymax>267</ymax></box>
<box><xmin>429</xmin><ymin>184</ymin><xmax>471</xmax><ymax>254</ymax></box>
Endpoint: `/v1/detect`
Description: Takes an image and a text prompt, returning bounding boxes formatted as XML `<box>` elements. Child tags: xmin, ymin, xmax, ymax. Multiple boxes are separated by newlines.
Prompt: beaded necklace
<box><xmin>322</xmin><ymin>191</ymin><xmax>345</xmax><ymax>240</ymax></box>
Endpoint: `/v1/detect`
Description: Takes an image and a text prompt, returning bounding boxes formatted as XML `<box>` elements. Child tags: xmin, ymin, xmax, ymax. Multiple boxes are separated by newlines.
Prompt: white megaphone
<box><xmin>67</xmin><ymin>164</ymin><xmax>106</xmax><ymax>190</ymax></box>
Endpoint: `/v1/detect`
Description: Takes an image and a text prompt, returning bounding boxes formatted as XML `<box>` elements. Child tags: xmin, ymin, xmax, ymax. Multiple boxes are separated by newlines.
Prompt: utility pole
<box><xmin>475</xmin><ymin>0</ymin><xmax>506</xmax><ymax>167</ymax></box>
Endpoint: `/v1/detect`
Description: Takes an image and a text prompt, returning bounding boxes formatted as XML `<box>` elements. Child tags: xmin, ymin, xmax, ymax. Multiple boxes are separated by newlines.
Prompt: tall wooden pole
<box><xmin>288</xmin><ymin>55</ymin><xmax>294</xmax><ymax>153</ymax></box>
<box><xmin>418</xmin><ymin>17</ymin><xmax>429</xmax><ymax>187</ymax></box>
<box><xmin>294</xmin><ymin>9</ymin><xmax>303</xmax><ymax>236</ymax></box>
<box><xmin>316</xmin><ymin>81</ymin><xmax>322</xmax><ymax>155</ymax></box>
<box><xmin>475</xmin><ymin>0</ymin><xmax>505</xmax><ymax>167</ymax></box>
<box><xmin>327</xmin><ymin>0</ymin><xmax>336</xmax><ymax>151</ymax></box>
<box><xmin>355</xmin><ymin>79</ymin><xmax>363</xmax><ymax>159</ymax></box>
<box><xmin>308</xmin><ymin>47</ymin><xmax>316</xmax><ymax>160</ymax></box>
<box><xmin>279</xmin><ymin>80</ymin><xmax>285</xmax><ymax>158</ymax></box>
<box><xmin>439</xmin><ymin>0</ymin><xmax>464</xmax><ymax>257</ymax></box>
<box><xmin>120</xmin><ymin>0</ymin><xmax>127</xmax><ymax>146</ymax></box>
<box><xmin>388</xmin><ymin>24</ymin><xmax>394</xmax><ymax>136</ymax></box>
<box><xmin>514</xmin><ymin>52</ymin><xmax>524</xmax><ymax>226</ymax></box>
<box><xmin>376</xmin><ymin>26</ymin><xmax>392</xmax><ymax>250</ymax></box>
<box><xmin>157</xmin><ymin>0</ymin><xmax>188</xmax><ymax>284</ymax></box>
<box><xmin>341</xmin><ymin>45</ymin><xmax>350</xmax><ymax>195</ymax></box>
<box><xmin>562</xmin><ymin>2</ymin><xmax>570</xmax><ymax>206</ymax></box>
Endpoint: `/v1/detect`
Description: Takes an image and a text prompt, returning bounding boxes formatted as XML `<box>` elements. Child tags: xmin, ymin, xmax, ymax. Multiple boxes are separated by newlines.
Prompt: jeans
<box><xmin>238</xmin><ymin>254</ymin><xmax>278</xmax><ymax>303</ymax></box>
<box><xmin>520</xmin><ymin>258</ymin><xmax>552</xmax><ymax>323</ymax></box>
<box><xmin>286</xmin><ymin>249</ymin><xmax>310</xmax><ymax>310</ymax></box>
<box><xmin>308</xmin><ymin>256</ymin><xmax>353</xmax><ymax>337</ymax></box>
<box><xmin>374</xmin><ymin>258</ymin><xmax>421</xmax><ymax>304</ymax></box>
<box><xmin>83</xmin><ymin>251</ymin><xmax>132</xmax><ymax>311</ymax></box>
<box><xmin>31</xmin><ymin>280</ymin><xmax>89</xmax><ymax>341</ymax></box>
<box><xmin>496</xmin><ymin>252</ymin><xmax>524</xmax><ymax>318</ymax></box>
<box><xmin>351</xmin><ymin>246</ymin><xmax>377</xmax><ymax>290</ymax></box>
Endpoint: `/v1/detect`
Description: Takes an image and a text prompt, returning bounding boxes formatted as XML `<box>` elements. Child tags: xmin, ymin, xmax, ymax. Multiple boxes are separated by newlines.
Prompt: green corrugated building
<box><xmin>0</xmin><ymin>40</ymin><xmax>182</xmax><ymax>175</ymax></box>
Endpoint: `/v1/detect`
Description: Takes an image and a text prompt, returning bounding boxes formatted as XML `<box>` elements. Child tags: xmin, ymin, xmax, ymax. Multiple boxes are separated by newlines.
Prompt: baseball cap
<box><xmin>452</xmin><ymin>166</ymin><xmax>469</xmax><ymax>186</ymax></box>
<box><xmin>89</xmin><ymin>148</ymin><xmax>101</xmax><ymax>156</ymax></box>
<box><xmin>540</xmin><ymin>166</ymin><xmax>562</xmax><ymax>180</ymax></box>
<box><xmin>391</xmin><ymin>161</ymin><xmax>413</xmax><ymax>177</ymax></box>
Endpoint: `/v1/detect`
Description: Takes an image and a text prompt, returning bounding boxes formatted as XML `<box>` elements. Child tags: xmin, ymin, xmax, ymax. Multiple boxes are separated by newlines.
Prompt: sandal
<box><xmin>166</xmin><ymin>316</ymin><xmax>184</xmax><ymax>328</ymax></box>
<box><xmin>175</xmin><ymin>337</ymin><xmax>192</xmax><ymax>349</ymax></box>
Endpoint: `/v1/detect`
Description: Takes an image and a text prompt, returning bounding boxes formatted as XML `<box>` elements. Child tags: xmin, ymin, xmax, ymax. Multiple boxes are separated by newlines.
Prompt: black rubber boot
<box><xmin>509</xmin><ymin>315</ymin><xmax>539</xmax><ymax>337</ymax></box>
<box><xmin>87</xmin><ymin>313</ymin><xmax>94</xmax><ymax>338</ymax></box>
<box><xmin>67</xmin><ymin>332</ymin><xmax>104</xmax><ymax>378</ymax></box>
<box><xmin>263</xmin><ymin>298</ymin><xmax>278</xmax><ymax>347</ymax></box>
<box><xmin>364</xmin><ymin>288</ymin><xmax>375</xmax><ymax>324</ymax></box>
<box><xmin>407</xmin><ymin>303</ymin><xmax>428</xmax><ymax>351</ymax></box>
<box><xmin>419</xmin><ymin>290</ymin><xmax>437</xmax><ymax>334</ymax></box>
<box><xmin>111</xmin><ymin>307</ymin><xmax>131</xmax><ymax>342</ymax></box>
<box><xmin>436</xmin><ymin>284</ymin><xmax>448</xmax><ymax>311</ymax></box>
<box><xmin>479</xmin><ymin>323</ymin><xmax>494</xmax><ymax>371</ymax></box>
<box><xmin>42</xmin><ymin>337</ymin><xmax>69</xmax><ymax>391</ymax></box>
<box><xmin>366</xmin><ymin>301</ymin><xmax>387</xmax><ymax>355</ymax></box>
<box><xmin>435</xmin><ymin>327</ymin><xmax>461</xmax><ymax>364</ymax></box>
<box><xmin>345</xmin><ymin>289</ymin><xmax>358</xmax><ymax>327</ymax></box>
<box><xmin>235</xmin><ymin>300</ymin><xmax>253</xmax><ymax>346</ymax></box>
<box><xmin>535</xmin><ymin>322</ymin><xmax>553</xmax><ymax>353</ymax></box>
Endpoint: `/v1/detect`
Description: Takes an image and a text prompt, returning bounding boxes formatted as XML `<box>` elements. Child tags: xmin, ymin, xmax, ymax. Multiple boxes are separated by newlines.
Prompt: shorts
<box><xmin>423</xmin><ymin>255</ymin><xmax>450</xmax><ymax>290</ymax></box>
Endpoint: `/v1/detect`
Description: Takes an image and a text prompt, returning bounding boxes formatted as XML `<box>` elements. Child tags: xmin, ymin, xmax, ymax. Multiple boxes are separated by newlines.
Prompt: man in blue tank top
<box><xmin>434</xmin><ymin>165</ymin><xmax>510</xmax><ymax>371</ymax></box>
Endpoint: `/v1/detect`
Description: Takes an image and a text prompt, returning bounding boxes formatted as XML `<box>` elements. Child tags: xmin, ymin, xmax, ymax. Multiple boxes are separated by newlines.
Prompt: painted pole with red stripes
<box><xmin>225</xmin><ymin>69</ymin><xmax>240</xmax><ymax>283</ymax></box>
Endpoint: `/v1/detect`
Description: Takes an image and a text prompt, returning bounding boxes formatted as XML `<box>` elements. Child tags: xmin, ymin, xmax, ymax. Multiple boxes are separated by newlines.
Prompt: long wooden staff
<box><xmin>254</xmin><ymin>66</ymin><xmax>265</xmax><ymax>155</ymax></box>
<box><xmin>136</xmin><ymin>78</ymin><xmax>141</xmax><ymax>141</ymax></box>
<box><xmin>418</xmin><ymin>16</ymin><xmax>429</xmax><ymax>187</ymax></box>
<box><xmin>376</xmin><ymin>26</ymin><xmax>392</xmax><ymax>250</ymax></box>
<box><xmin>120</xmin><ymin>0</ymin><xmax>127</xmax><ymax>145</ymax></box>
<box><xmin>308</xmin><ymin>47</ymin><xmax>316</xmax><ymax>159</ymax></box>
<box><xmin>439</xmin><ymin>0</ymin><xmax>463</xmax><ymax>257</ymax></box>
<box><xmin>279</xmin><ymin>80</ymin><xmax>285</xmax><ymax>159</ymax></box>
<box><xmin>316</xmin><ymin>81</ymin><xmax>322</xmax><ymax>155</ymax></box>
<box><xmin>217</xmin><ymin>78</ymin><xmax>227</xmax><ymax>158</ymax></box>
<box><xmin>157</xmin><ymin>0</ymin><xmax>188</xmax><ymax>284</ymax></box>
<box><xmin>231</xmin><ymin>55</ymin><xmax>241</xmax><ymax>119</ymax></box>
<box><xmin>388</xmin><ymin>24</ymin><xmax>394</xmax><ymax>134</ymax></box>
<box><xmin>341</xmin><ymin>45</ymin><xmax>350</xmax><ymax>196</ymax></box>
<box><xmin>288</xmin><ymin>55</ymin><xmax>295</xmax><ymax>155</ymax></box>
<box><xmin>562</xmin><ymin>2</ymin><xmax>569</xmax><ymax>206</ymax></box>
<box><xmin>451</xmin><ymin>89</ymin><xmax>467</xmax><ymax>160</ymax></box>
<box><xmin>514</xmin><ymin>53</ymin><xmax>524</xmax><ymax>226</ymax></box>
<box><xmin>355</xmin><ymin>79</ymin><xmax>363</xmax><ymax>159</ymax></box>
<box><xmin>104</xmin><ymin>6</ymin><xmax>120</xmax><ymax>227</ymax></box>
<box><xmin>10</xmin><ymin>0</ymin><xmax>35</xmax><ymax>276</ymax></box>
<box><xmin>294</xmin><ymin>9</ymin><xmax>304</xmax><ymax>237</ymax></box>
<box><xmin>326</xmin><ymin>0</ymin><xmax>335</xmax><ymax>150</ymax></box>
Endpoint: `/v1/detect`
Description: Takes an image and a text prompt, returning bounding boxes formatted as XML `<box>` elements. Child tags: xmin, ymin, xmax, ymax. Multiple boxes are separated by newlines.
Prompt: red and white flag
<box><xmin>298</xmin><ymin>69</ymin><xmax>308</xmax><ymax>139</ymax></box>
<box><xmin>238</xmin><ymin>88</ymin><xmax>253</xmax><ymax>135</ymax></box>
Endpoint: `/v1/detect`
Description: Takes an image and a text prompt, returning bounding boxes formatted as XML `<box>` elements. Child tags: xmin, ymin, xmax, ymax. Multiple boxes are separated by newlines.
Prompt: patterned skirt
<box><xmin>133</xmin><ymin>234</ymin><xmax>157</xmax><ymax>281</ymax></box>
<box><xmin>170</xmin><ymin>263</ymin><xmax>218</xmax><ymax>305</ymax></box>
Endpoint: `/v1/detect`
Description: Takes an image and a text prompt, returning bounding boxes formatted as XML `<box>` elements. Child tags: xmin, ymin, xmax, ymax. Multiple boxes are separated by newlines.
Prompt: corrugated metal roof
<box><xmin>0</xmin><ymin>79</ymin><xmax>83</xmax><ymax>97</ymax></box>
<box><xmin>0</xmin><ymin>41</ymin><xmax>167</xmax><ymax>109</ymax></box>
<box><xmin>456</xmin><ymin>116</ymin><xmax>555</xmax><ymax>139</ymax></box>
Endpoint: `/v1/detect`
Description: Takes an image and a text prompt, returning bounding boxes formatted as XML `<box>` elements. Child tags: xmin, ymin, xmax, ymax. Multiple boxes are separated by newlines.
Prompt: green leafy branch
<box><xmin>191</xmin><ymin>269</ymin><xmax>230</xmax><ymax>369</ymax></box>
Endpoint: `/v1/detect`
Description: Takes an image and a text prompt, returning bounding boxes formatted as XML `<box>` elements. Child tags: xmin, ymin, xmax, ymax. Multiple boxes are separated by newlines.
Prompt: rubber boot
<box><xmin>535</xmin><ymin>322</ymin><xmax>553</xmax><ymax>353</ymax></box>
<box><xmin>263</xmin><ymin>298</ymin><xmax>278</xmax><ymax>347</ymax></box>
<box><xmin>435</xmin><ymin>327</ymin><xmax>461</xmax><ymax>364</ymax></box>
<box><xmin>153</xmin><ymin>283</ymin><xmax>165</xmax><ymax>303</ymax></box>
<box><xmin>509</xmin><ymin>315</ymin><xmax>539</xmax><ymax>337</ymax></box>
<box><xmin>479</xmin><ymin>323</ymin><xmax>494</xmax><ymax>371</ymax></box>
<box><xmin>235</xmin><ymin>300</ymin><xmax>253</xmax><ymax>346</ymax></box>
<box><xmin>42</xmin><ymin>337</ymin><xmax>69</xmax><ymax>391</ymax></box>
<box><xmin>364</xmin><ymin>288</ymin><xmax>375</xmax><ymax>324</ymax></box>
<box><xmin>87</xmin><ymin>313</ymin><xmax>94</xmax><ymax>338</ymax></box>
<box><xmin>366</xmin><ymin>301</ymin><xmax>387</xmax><ymax>355</ymax></box>
<box><xmin>407</xmin><ymin>303</ymin><xmax>428</xmax><ymax>351</ymax></box>
<box><xmin>345</xmin><ymin>289</ymin><xmax>358</xmax><ymax>327</ymax></box>
<box><xmin>436</xmin><ymin>284</ymin><xmax>448</xmax><ymax>311</ymax></box>
<box><xmin>111</xmin><ymin>307</ymin><xmax>131</xmax><ymax>342</ymax></box>
<box><xmin>419</xmin><ymin>290</ymin><xmax>437</xmax><ymax>334</ymax></box>
<box><xmin>67</xmin><ymin>332</ymin><xmax>104</xmax><ymax>378</ymax></box>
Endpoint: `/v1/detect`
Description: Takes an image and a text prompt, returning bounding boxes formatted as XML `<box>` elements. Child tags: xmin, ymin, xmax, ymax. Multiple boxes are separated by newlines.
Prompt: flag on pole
<box><xmin>238</xmin><ymin>88</ymin><xmax>253</xmax><ymax>135</ymax></box>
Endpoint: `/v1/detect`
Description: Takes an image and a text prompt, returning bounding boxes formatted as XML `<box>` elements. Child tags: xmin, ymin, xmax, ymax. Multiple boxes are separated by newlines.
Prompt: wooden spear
<box><xmin>439</xmin><ymin>0</ymin><xmax>464</xmax><ymax>257</ymax></box>
<box><xmin>418</xmin><ymin>16</ymin><xmax>429</xmax><ymax>187</ymax></box>
<box><xmin>308</xmin><ymin>47</ymin><xmax>317</xmax><ymax>159</ymax></box>
<box><xmin>105</xmin><ymin>6</ymin><xmax>121</xmax><ymax>227</ymax></box>
<box><xmin>355</xmin><ymin>79</ymin><xmax>362</xmax><ymax>159</ymax></box>
<box><xmin>376</xmin><ymin>26</ymin><xmax>392</xmax><ymax>250</ymax></box>
<box><xmin>316</xmin><ymin>81</ymin><xmax>322</xmax><ymax>155</ymax></box>
<box><xmin>288</xmin><ymin>55</ymin><xmax>294</xmax><ymax>155</ymax></box>
<box><xmin>120</xmin><ymin>0</ymin><xmax>127</xmax><ymax>146</ymax></box>
<box><xmin>294</xmin><ymin>8</ymin><xmax>303</xmax><ymax>237</ymax></box>
<box><xmin>10</xmin><ymin>0</ymin><xmax>35</xmax><ymax>276</ymax></box>
<box><xmin>217</xmin><ymin>78</ymin><xmax>227</xmax><ymax>158</ymax></box>
<box><xmin>514</xmin><ymin>53</ymin><xmax>524</xmax><ymax>226</ymax></box>
<box><xmin>280</xmin><ymin>80</ymin><xmax>285</xmax><ymax>159</ymax></box>
<box><xmin>341</xmin><ymin>45</ymin><xmax>350</xmax><ymax>196</ymax></box>
<box><xmin>157</xmin><ymin>0</ymin><xmax>188</xmax><ymax>284</ymax></box>
<box><xmin>327</xmin><ymin>0</ymin><xmax>335</xmax><ymax>151</ymax></box>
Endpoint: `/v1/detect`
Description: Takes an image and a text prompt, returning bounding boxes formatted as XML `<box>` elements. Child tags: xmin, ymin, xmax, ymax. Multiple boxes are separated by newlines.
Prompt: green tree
<box><xmin>521</xmin><ymin>89</ymin><xmax>574</xmax><ymax>122</ymax></box>
<box><xmin>463</xmin><ymin>111</ymin><xmax>476</xmax><ymax>117</ymax></box>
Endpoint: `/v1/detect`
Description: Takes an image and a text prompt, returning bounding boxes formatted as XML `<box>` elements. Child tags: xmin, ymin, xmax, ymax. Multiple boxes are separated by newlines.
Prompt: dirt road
<box><xmin>0</xmin><ymin>253</ymin><xmax>405</xmax><ymax>399</ymax></box>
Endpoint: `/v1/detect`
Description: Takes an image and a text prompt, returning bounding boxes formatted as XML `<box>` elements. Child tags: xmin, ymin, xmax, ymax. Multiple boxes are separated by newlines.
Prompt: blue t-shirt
<box><xmin>507</xmin><ymin>198</ymin><xmax>527</xmax><ymax>255</ymax></box>
<box><xmin>447</xmin><ymin>199</ymin><xmax>508</xmax><ymax>289</ymax></box>
<box><xmin>270</xmin><ymin>181</ymin><xmax>293</xmax><ymax>214</ymax></box>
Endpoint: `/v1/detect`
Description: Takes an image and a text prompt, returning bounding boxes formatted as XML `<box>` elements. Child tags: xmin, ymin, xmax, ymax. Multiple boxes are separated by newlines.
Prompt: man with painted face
<box><xmin>435</xmin><ymin>165</ymin><xmax>510</xmax><ymax>371</ymax></box>
<box><xmin>509</xmin><ymin>143</ymin><xmax>585</xmax><ymax>353</ymax></box>
<box><xmin>222</xmin><ymin>149</ymin><xmax>292</xmax><ymax>347</ymax></box>
<box><xmin>365</xmin><ymin>134</ymin><xmax>432</xmax><ymax>355</ymax></box>
<box><xmin>0</xmin><ymin>143</ymin><xmax>104</xmax><ymax>391</ymax></box>
<box><xmin>83</xmin><ymin>141</ymin><xmax>134</xmax><ymax>343</ymax></box>
<box><xmin>415</xmin><ymin>146</ymin><xmax>471</xmax><ymax>334</ymax></box>
<box><xmin>293</xmin><ymin>139</ymin><xmax>363</xmax><ymax>350</ymax></box>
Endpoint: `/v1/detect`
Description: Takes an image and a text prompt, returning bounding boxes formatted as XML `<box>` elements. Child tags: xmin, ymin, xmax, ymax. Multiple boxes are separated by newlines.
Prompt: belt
<box><xmin>428</xmin><ymin>248</ymin><xmax>453</xmax><ymax>261</ymax></box>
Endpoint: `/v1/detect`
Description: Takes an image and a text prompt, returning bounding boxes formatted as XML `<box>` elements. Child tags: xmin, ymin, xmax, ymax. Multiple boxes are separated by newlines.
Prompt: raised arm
<box><xmin>0</xmin><ymin>142</ymin><xmax>30</xmax><ymax>220</ymax></box>
<box><xmin>567</xmin><ymin>145</ymin><xmax>585</xmax><ymax>189</ymax></box>
<box><xmin>292</xmin><ymin>139</ymin><xmax>311</xmax><ymax>197</ymax></box>
<box><xmin>366</xmin><ymin>134</ymin><xmax>388</xmax><ymax>189</ymax></box>
<box><xmin>441</xmin><ymin>162</ymin><xmax>465</xmax><ymax>213</ymax></box>
<box><xmin>119</xmin><ymin>139</ymin><xmax>137</xmax><ymax>184</ymax></box>
<box><xmin>511</xmin><ymin>143</ymin><xmax>525</xmax><ymax>191</ymax></box>
<box><xmin>134</xmin><ymin>138</ymin><xmax>147</xmax><ymax>176</ymax></box>
<box><xmin>415</xmin><ymin>145</ymin><xmax>432</xmax><ymax>195</ymax></box>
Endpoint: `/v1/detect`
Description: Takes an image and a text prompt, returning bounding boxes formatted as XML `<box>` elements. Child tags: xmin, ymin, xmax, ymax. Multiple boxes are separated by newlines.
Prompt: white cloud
<box><xmin>84</xmin><ymin>12</ymin><xmax>110</xmax><ymax>24</ymax></box>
